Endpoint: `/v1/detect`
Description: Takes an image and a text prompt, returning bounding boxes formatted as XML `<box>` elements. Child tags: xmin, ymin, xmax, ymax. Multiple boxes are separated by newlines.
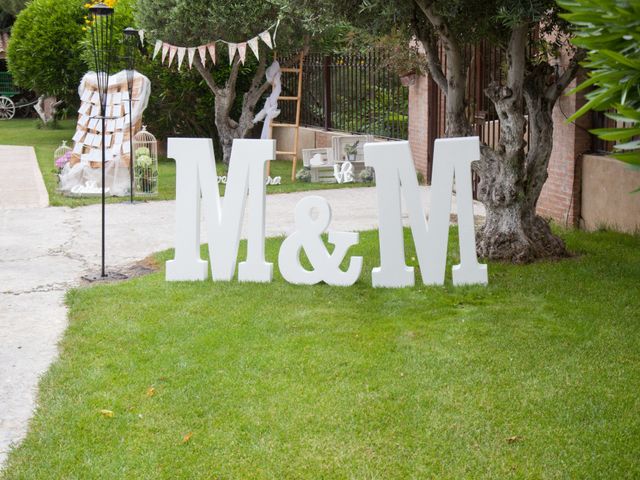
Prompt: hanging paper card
<box><xmin>84</xmin><ymin>133</ymin><xmax>95</xmax><ymax>145</ymax></box>
<box><xmin>104</xmin><ymin>134</ymin><xmax>112</xmax><ymax>147</ymax></box>
<box><xmin>187</xmin><ymin>47</ymin><xmax>196</xmax><ymax>69</ymax></box>
<box><xmin>238</xmin><ymin>42</ymin><xmax>247</xmax><ymax>64</ymax></box>
<box><xmin>91</xmin><ymin>91</ymin><xmax>100</xmax><ymax>105</ymax></box>
<box><xmin>78</xmin><ymin>103</ymin><xmax>91</xmax><ymax>115</ymax></box>
<box><xmin>73</xmin><ymin>143</ymin><xmax>83</xmax><ymax>154</ymax></box>
<box><xmin>161</xmin><ymin>43</ymin><xmax>170</xmax><ymax>64</ymax></box>
<box><xmin>168</xmin><ymin>46</ymin><xmax>178</xmax><ymax>67</ymax></box>
<box><xmin>177</xmin><ymin>47</ymin><xmax>186</xmax><ymax>70</ymax></box>
<box><xmin>259</xmin><ymin>30</ymin><xmax>273</xmax><ymax>49</ymax></box>
<box><xmin>80</xmin><ymin>115</ymin><xmax>90</xmax><ymax>127</ymax></box>
<box><xmin>198</xmin><ymin>45</ymin><xmax>207</xmax><ymax>66</ymax></box>
<box><xmin>114</xmin><ymin>132</ymin><xmax>124</xmax><ymax>145</ymax></box>
<box><xmin>89</xmin><ymin>118</ymin><xmax>99</xmax><ymax>130</ymax></box>
<box><xmin>248</xmin><ymin>36</ymin><xmax>260</xmax><ymax>60</ymax></box>
<box><xmin>81</xmin><ymin>90</ymin><xmax>92</xmax><ymax>102</ymax></box>
<box><xmin>153</xmin><ymin>39</ymin><xmax>162</xmax><ymax>60</ymax></box>
<box><xmin>228</xmin><ymin>43</ymin><xmax>237</xmax><ymax>64</ymax></box>
<box><xmin>116</xmin><ymin>117</ymin><xmax>125</xmax><ymax>129</ymax></box>
<box><xmin>207</xmin><ymin>43</ymin><xmax>216</xmax><ymax>65</ymax></box>
<box><xmin>123</xmin><ymin>142</ymin><xmax>131</xmax><ymax>154</ymax></box>
<box><xmin>92</xmin><ymin>135</ymin><xmax>102</xmax><ymax>147</ymax></box>
<box><xmin>107</xmin><ymin>119</ymin><xmax>116</xmax><ymax>131</ymax></box>
<box><xmin>72</xmin><ymin>130</ymin><xmax>85</xmax><ymax>143</ymax></box>
<box><xmin>112</xmin><ymin>92</ymin><xmax>122</xmax><ymax>104</ymax></box>
<box><xmin>122</xmin><ymin>90</ymin><xmax>130</xmax><ymax>101</ymax></box>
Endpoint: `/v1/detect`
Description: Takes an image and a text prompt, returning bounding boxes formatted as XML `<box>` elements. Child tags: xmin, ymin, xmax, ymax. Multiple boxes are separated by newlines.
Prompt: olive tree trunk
<box><xmin>194</xmin><ymin>55</ymin><xmax>271</xmax><ymax>164</ymax></box>
<box><xmin>475</xmin><ymin>26</ymin><xmax>584</xmax><ymax>262</ymax></box>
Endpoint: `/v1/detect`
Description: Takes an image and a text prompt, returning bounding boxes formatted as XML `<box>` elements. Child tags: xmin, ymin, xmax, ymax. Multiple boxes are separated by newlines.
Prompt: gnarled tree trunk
<box><xmin>475</xmin><ymin>27</ymin><xmax>584</xmax><ymax>262</ymax></box>
<box><xmin>194</xmin><ymin>54</ymin><xmax>270</xmax><ymax>164</ymax></box>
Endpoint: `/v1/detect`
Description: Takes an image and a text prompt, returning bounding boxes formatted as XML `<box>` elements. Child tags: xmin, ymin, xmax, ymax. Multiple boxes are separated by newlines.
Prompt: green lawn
<box><xmin>2</xmin><ymin>228</ymin><xmax>639</xmax><ymax>479</ymax></box>
<box><xmin>0</xmin><ymin>119</ymin><xmax>368</xmax><ymax>207</ymax></box>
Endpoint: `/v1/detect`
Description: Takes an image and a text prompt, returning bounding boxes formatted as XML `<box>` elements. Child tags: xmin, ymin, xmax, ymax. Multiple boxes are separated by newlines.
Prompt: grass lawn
<box><xmin>0</xmin><ymin>119</ymin><xmax>369</xmax><ymax>207</ymax></box>
<box><xmin>2</xmin><ymin>228</ymin><xmax>639</xmax><ymax>479</ymax></box>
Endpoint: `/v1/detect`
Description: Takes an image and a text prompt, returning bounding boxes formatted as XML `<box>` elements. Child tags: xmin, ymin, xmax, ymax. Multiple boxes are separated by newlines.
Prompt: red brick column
<box><xmin>536</xmin><ymin>78</ymin><xmax>591</xmax><ymax>227</ymax></box>
<box><xmin>408</xmin><ymin>75</ymin><xmax>431</xmax><ymax>178</ymax></box>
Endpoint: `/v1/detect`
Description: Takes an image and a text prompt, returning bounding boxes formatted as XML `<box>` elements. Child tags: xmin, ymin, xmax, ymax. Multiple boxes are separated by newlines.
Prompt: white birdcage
<box><xmin>132</xmin><ymin>125</ymin><xmax>158</xmax><ymax>196</ymax></box>
<box><xmin>54</xmin><ymin>140</ymin><xmax>72</xmax><ymax>170</ymax></box>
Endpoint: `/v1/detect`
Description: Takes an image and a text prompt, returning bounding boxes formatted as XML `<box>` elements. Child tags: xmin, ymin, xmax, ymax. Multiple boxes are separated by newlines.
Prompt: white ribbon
<box><xmin>253</xmin><ymin>61</ymin><xmax>281</xmax><ymax>139</ymax></box>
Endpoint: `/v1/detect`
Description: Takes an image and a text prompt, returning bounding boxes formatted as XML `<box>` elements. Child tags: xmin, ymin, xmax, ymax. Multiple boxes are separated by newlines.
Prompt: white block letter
<box><xmin>166</xmin><ymin>138</ymin><xmax>275</xmax><ymax>282</ymax></box>
<box><xmin>364</xmin><ymin>138</ymin><xmax>487</xmax><ymax>287</ymax></box>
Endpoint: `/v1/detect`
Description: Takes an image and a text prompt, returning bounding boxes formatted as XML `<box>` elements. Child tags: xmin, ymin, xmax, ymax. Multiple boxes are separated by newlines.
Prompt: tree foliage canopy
<box><xmin>7</xmin><ymin>0</ymin><xmax>86</xmax><ymax>104</ymax></box>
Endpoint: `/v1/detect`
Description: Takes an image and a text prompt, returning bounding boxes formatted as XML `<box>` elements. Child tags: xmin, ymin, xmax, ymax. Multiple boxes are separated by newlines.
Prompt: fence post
<box><xmin>323</xmin><ymin>55</ymin><xmax>332</xmax><ymax>131</ymax></box>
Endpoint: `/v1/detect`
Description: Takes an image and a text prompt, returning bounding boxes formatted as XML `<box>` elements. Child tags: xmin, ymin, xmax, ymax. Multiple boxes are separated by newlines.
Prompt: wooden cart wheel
<box><xmin>0</xmin><ymin>96</ymin><xmax>16</xmax><ymax>120</ymax></box>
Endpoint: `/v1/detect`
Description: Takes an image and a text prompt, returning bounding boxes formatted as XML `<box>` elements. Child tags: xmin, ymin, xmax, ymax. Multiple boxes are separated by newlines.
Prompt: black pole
<box><xmin>124</xmin><ymin>27</ymin><xmax>137</xmax><ymax>203</ymax></box>
<box><xmin>129</xmin><ymin>97</ymin><xmax>133</xmax><ymax>203</ymax></box>
<box><xmin>101</xmin><ymin>114</ymin><xmax>106</xmax><ymax>277</ymax></box>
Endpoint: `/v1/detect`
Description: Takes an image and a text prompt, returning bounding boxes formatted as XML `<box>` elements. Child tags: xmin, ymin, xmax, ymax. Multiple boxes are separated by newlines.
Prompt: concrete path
<box><xmin>0</xmin><ymin>167</ymin><xmax>485</xmax><ymax>465</ymax></box>
<box><xmin>0</xmin><ymin>146</ymin><xmax>48</xmax><ymax>209</ymax></box>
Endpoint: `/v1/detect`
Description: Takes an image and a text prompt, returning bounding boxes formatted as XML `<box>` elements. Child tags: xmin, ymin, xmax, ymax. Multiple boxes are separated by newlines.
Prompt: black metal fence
<box><xmin>279</xmin><ymin>51</ymin><xmax>409</xmax><ymax>140</ymax></box>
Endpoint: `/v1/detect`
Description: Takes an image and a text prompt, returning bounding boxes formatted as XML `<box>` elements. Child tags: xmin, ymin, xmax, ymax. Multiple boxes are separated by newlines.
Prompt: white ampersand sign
<box><xmin>278</xmin><ymin>196</ymin><xmax>363</xmax><ymax>286</ymax></box>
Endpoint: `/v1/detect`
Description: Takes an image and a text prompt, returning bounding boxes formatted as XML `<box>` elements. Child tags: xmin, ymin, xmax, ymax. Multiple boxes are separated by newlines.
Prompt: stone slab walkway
<box><xmin>0</xmin><ymin>158</ymin><xmax>485</xmax><ymax>466</ymax></box>
<box><xmin>0</xmin><ymin>146</ymin><xmax>48</xmax><ymax>209</ymax></box>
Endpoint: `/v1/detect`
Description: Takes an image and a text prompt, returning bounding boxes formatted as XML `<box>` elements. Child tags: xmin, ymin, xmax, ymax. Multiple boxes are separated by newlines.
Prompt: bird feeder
<box><xmin>132</xmin><ymin>126</ymin><xmax>158</xmax><ymax>196</ymax></box>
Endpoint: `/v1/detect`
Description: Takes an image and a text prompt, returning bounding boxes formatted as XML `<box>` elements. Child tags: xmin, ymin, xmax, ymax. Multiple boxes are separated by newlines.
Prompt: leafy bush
<box><xmin>7</xmin><ymin>0</ymin><xmax>86</xmax><ymax>106</ymax></box>
<box><xmin>561</xmin><ymin>0</ymin><xmax>640</xmax><ymax>169</ymax></box>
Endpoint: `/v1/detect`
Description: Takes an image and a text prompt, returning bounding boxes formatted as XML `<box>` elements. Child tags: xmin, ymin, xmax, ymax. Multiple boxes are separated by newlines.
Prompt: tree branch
<box><xmin>417</xmin><ymin>30</ymin><xmax>447</xmax><ymax>94</ymax></box>
<box><xmin>545</xmin><ymin>48</ymin><xmax>587</xmax><ymax>102</ymax></box>
<box><xmin>413</xmin><ymin>0</ymin><xmax>462</xmax><ymax>57</ymax></box>
<box><xmin>193</xmin><ymin>57</ymin><xmax>221</xmax><ymax>96</ymax></box>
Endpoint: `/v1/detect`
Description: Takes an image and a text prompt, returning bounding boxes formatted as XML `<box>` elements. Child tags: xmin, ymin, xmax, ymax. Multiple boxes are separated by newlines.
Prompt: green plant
<box><xmin>376</xmin><ymin>28</ymin><xmax>425</xmax><ymax>77</ymax></box>
<box><xmin>359</xmin><ymin>166</ymin><xmax>375</xmax><ymax>183</ymax></box>
<box><xmin>344</xmin><ymin>141</ymin><xmax>359</xmax><ymax>156</ymax></box>
<box><xmin>561</xmin><ymin>0</ymin><xmax>640</xmax><ymax>174</ymax></box>
<box><xmin>296</xmin><ymin>167</ymin><xmax>311</xmax><ymax>182</ymax></box>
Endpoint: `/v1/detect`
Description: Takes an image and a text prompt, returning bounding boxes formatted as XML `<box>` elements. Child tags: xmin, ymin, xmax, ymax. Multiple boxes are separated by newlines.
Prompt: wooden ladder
<box><xmin>269</xmin><ymin>51</ymin><xmax>305</xmax><ymax>181</ymax></box>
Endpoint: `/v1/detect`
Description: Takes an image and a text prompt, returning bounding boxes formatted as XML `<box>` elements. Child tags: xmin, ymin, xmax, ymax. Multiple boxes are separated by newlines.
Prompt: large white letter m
<box><xmin>364</xmin><ymin>138</ymin><xmax>488</xmax><ymax>287</ymax></box>
<box><xmin>165</xmin><ymin>138</ymin><xmax>275</xmax><ymax>282</ymax></box>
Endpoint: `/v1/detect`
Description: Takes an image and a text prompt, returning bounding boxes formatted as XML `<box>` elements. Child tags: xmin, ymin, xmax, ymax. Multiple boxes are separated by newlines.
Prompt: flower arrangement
<box><xmin>55</xmin><ymin>151</ymin><xmax>72</xmax><ymax>172</ymax></box>
<box><xmin>134</xmin><ymin>146</ymin><xmax>157</xmax><ymax>193</ymax></box>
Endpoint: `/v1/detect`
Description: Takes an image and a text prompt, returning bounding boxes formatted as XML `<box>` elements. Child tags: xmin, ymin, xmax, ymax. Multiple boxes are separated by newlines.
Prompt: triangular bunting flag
<box><xmin>177</xmin><ymin>47</ymin><xmax>186</xmax><ymax>70</ymax></box>
<box><xmin>248</xmin><ymin>36</ymin><xmax>260</xmax><ymax>60</ymax></box>
<box><xmin>259</xmin><ymin>30</ymin><xmax>272</xmax><ymax>49</ymax></box>
<box><xmin>138</xmin><ymin>29</ymin><xmax>145</xmax><ymax>46</ymax></box>
<box><xmin>198</xmin><ymin>45</ymin><xmax>207</xmax><ymax>67</ymax></box>
<box><xmin>207</xmin><ymin>43</ymin><xmax>216</xmax><ymax>65</ymax></box>
<box><xmin>187</xmin><ymin>47</ymin><xmax>196</xmax><ymax>69</ymax></box>
<box><xmin>238</xmin><ymin>42</ymin><xmax>247</xmax><ymax>65</ymax></box>
<box><xmin>161</xmin><ymin>43</ymin><xmax>169</xmax><ymax>64</ymax></box>
<box><xmin>228</xmin><ymin>43</ymin><xmax>237</xmax><ymax>64</ymax></box>
<box><xmin>153</xmin><ymin>40</ymin><xmax>162</xmax><ymax>60</ymax></box>
<box><xmin>168</xmin><ymin>45</ymin><xmax>177</xmax><ymax>67</ymax></box>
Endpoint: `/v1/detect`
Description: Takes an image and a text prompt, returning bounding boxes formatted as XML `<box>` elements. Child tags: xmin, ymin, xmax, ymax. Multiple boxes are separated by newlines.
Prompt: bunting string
<box><xmin>151</xmin><ymin>21</ymin><xmax>279</xmax><ymax>71</ymax></box>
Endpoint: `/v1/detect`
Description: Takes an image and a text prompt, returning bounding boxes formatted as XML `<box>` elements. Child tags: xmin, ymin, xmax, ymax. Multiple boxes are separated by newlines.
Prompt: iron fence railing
<box><xmin>279</xmin><ymin>50</ymin><xmax>409</xmax><ymax>140</ymax></box>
